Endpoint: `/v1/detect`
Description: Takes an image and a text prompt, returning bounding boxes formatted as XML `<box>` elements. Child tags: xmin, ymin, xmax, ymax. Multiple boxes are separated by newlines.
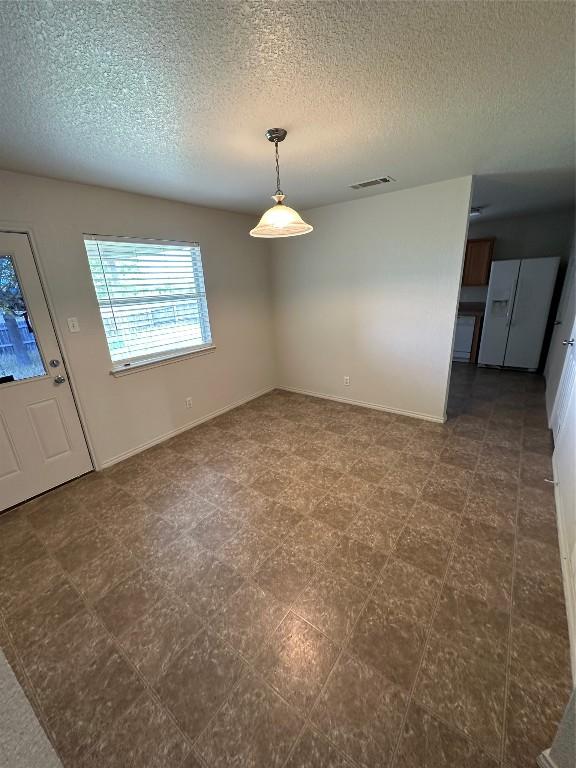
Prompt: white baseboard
<box><xmin>99</xmin><ymin>386</ymin><xmax>275</xmax><ymax>469</ymax></box>
<box><xmin>100</xmin><ymin>383</ymin><xmax>446</xmax><ymax>469</ymax></box>
<box><xmin>277</xmin><ymin>385</ymin><xmax>446</xmax><ymax>424</ymax></box>
<box><xmin>552</xmin><ymin>453</ymin><xmax>576</xmax><ymax>685</ymax></box>
<box><xmin>537</xmin><ymin>750</ymin><xmax>558</xmax><ymax>768</ymax></box>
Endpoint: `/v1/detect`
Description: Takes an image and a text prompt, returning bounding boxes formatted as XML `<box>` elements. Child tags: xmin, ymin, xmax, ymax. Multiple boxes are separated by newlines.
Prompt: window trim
<box><xmin>84</xmin><ymin>233</ymin><xmax>214</xmax><ymax>373</ymax></box>
<box><xmin>110</xmin><ymin>342</ymin><xmax>216</xmax><ymax>377</ymax></box>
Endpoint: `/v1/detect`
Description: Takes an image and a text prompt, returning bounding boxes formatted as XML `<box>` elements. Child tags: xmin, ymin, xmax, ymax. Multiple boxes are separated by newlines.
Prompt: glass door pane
<box><xmin>0</xmin><ymin>255</ymin><xmax>47</xmax><ymax>382</ymax></box>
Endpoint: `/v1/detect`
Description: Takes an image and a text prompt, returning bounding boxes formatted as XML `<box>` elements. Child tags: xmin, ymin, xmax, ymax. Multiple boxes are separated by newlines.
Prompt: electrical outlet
<box><xmin>185</xmin><ymin>397</ymin><xmax>193</xmax><ymax>409</ymax></box>
<box><xmin>344</xmin><ymin>376</ymin><xmax>350</xmax><ymax>386</ymax></box>
<box><xmin>67</xmin><ymin>317</ymin><xmax>80</xmax><ymax>333</ymax></box>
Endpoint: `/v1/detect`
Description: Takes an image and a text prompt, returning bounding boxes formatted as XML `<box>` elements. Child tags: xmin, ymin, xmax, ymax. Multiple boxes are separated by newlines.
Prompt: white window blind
<box><xmin>84</xmin><ymin>236</ymin><xmax>213</xmax><ymax>368</ymax></box>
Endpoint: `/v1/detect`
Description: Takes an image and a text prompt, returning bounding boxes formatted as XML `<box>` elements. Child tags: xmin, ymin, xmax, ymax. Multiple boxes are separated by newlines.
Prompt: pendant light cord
<box><xmin>274</xmin><ymin>140</ymin><xmax>283</xmax><ymax>195</ymax></box>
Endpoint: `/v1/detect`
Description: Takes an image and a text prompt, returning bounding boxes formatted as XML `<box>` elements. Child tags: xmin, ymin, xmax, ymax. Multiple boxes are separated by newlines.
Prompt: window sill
<box><xmin>110</xmin><ymin>345</ymin><xmax>216</xmax><ymax>377</ymax></box>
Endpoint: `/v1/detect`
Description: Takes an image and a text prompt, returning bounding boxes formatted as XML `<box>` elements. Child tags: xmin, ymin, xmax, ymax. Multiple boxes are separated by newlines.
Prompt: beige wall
<box><xmin>461</xmin><ymin>207</ymin><xmax>575</xmax><ymax>329</ymax></box>
<box><xmin>0</xmin><ymin>169</ymin><xmax>474</xmax><ymax>471</ymax></box>
<box><xmin>468</xmin><ymin>207</ymin><xmax>574</xmax><ymax>263</ymax></box>
<box><xmin>272</xmin><ymin>177</ymin><xmax>473</xmax><ymax>422</ymax></box>
<box><xmin>0</xmin><ymin>170</ymin><xmax>275</xmax><ymax>468</ymax></box>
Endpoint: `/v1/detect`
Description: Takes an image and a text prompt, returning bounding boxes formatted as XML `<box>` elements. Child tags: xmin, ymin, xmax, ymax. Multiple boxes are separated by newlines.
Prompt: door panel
<box><xmin>0</xmin><ymin>233</ymin><xmax>92</xmax><ymax>510</ymax></box>
<box><xmin>28</xmin><ymin>399</ymin><xmax>72</xmax><ymax>460</ymax></box>
<box><xmin>504</xmin><ymin>257</ymin><xmax>559</xmax><ymax>370</ymax></box>
<box><xmin>478</xmin><ymin>260</ymin><xmax>520</xmax><ymax>366</ymax></box>
<box><xmin>552</xmin><ymin>315</ymin><xmax>576</xmax><ymax>674</ymax></box>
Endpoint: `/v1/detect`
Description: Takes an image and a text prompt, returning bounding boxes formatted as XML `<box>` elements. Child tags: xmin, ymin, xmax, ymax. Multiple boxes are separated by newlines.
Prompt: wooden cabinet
<box><xmin>462</xmin><ymin>238</ymin><xmax>494</xmax><ymax>286</ymax></box>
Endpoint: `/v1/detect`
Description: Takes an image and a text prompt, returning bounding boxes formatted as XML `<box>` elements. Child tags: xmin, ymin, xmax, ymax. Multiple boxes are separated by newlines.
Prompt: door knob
<box><xmin>53</xmin><ymin>375</ymin><xmax>66</xmax><ymax>384</ymax></box>
<box><xmin>562</xmin><ymin>338</ymin><xmax>574</xmax><ymax>346</ymax></box>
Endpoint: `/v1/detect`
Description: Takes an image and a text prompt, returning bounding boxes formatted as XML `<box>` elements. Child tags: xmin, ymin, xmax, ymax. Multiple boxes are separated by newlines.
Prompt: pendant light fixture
<box><xmin>250</xmin><ymin>128</ymin><xmax>313</xmax><ymax>238</ymax></box>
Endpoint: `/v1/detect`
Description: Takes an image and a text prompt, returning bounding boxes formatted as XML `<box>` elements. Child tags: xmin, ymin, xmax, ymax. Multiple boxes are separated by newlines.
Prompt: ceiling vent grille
<box><xmin>349</xmin><ymin>176</ymin><xmax>395</xmax><ymax>190</ymax></box>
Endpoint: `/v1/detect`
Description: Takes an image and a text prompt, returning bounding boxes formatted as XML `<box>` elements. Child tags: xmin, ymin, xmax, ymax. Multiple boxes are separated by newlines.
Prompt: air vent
<box><xmin>349</xmin><ymin>176</ymin><xmax>395</xmax><ymax>190</ymax></box>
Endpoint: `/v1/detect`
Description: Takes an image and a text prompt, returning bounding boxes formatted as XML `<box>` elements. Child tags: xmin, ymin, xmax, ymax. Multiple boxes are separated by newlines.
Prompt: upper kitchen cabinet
<box><xmin>462</xmin><ymin>238</ymin><xmax>494</xmax><ymax>285</ymax></box>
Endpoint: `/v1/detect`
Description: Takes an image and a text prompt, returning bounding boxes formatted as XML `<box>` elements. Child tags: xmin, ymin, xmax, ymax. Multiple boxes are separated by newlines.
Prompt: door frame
<box><xmin>546</xmin><ymin>256</ymin><xmax>575</xmax><ymax>427</ymax></box>
<box><xmin>0</xmin><ymin>222</ymin><xmax>96</xmax><ymax>479</ymax></box>
<box><xmin>553</xmin><ymin>450</ymin><xmax>576</xmax><ymax>683</ymax></box>
<box><xmin>551</xmin><ymin>313</ymin><xmax>576</xmax><ymax>682</ymax></box>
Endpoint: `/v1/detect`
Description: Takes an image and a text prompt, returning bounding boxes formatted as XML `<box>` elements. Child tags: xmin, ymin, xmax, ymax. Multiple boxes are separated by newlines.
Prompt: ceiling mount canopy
<box><xmin>250</xmin><ymin>128</ymin><xmax>313</xmax><ymax>238</ymax></box>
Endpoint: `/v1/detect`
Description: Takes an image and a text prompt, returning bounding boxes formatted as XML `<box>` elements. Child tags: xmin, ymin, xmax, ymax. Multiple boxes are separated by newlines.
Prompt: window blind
<box><xmin>84</xmin><ymin>236</ymin><xmax>212</xmax><ymax>368</ymax></box>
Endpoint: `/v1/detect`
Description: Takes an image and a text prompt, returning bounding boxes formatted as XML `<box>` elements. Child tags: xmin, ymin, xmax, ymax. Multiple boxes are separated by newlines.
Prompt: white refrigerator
<box><xmin>478</xmin><ymin>257</ymin><xmax>559</xmax><ymax>371</ymax></box>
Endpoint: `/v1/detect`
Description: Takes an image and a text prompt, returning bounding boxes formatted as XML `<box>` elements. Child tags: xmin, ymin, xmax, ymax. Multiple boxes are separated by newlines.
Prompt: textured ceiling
<box><xmin>0</xmin><ymin>1</ymin><xmax>574</xmax><ymax>219</ymax></box>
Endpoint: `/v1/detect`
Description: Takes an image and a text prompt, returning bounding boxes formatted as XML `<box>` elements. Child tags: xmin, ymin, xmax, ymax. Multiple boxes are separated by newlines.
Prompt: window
<box><xmin>0</xmin><ymin>255</ymin><xmax>46</xmax><ymax>382</ymax></box>
<box><xmin>84</xmin><ymin>236</ymin><xmax>213</xmax><ymax>370</ymax></box>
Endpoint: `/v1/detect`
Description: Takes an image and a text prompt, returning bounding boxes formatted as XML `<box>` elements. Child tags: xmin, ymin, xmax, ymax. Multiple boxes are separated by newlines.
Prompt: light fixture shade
<box><xmin>250</xmin><ymin>195</ymin><xmax>313</xmax><ymax>238</ymax></box>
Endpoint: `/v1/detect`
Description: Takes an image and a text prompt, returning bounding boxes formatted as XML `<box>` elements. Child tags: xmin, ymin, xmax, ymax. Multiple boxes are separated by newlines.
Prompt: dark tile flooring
<box><xmin>0</xmin><ymin>365</ymin><xmax>572</xmax><ymax>767</ymax></box>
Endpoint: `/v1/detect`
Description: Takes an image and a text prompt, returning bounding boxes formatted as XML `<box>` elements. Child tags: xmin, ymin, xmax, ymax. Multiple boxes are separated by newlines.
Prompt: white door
<box><xmin>504</xmin><ymin>257</ymin><xmax>560</xmax><ymax>370</ymax></box>
<box><xmin>551</xmin><ymin>315</ymin><xmax>576</xmax><ymax>674</ymax></box>
<box><xmin>0</xmin><ymin>233</ymin><xmax>92</xmax><ymax>511</ymax></box>
<box><xmin>546</xmin><ymin>256</ymin><xmax>575</xmax><ymax>420</ymax></box>
<box><xmin>478</xmin><ymin>259</ymin><xmax>520</xmax><ymax>366</ymax></box>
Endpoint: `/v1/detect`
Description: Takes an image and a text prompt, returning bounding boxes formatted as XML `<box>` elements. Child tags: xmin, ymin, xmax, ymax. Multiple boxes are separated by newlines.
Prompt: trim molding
<box><xmin>552</xmin><ymin>452</ymin><xmax>576</xmax><ymax>684</ymax></box>
<box><xmin>110</xmin><ymin>345</ymin><xmax>216</xmax><ymax>377</ymax></box>
<box><xmin>100</xmin><ymin>385</ymin><xmax>275</xmax><ymax>469</ymax></box>
<box><xmin>277</xmin><ymin>386</ymin><xmax>446</xmax><ymax>423</ymax></box>
<box><xmin>537</xmin><ymin>750</ymin><xmax>558</xmax><ymax>768</ymax></box>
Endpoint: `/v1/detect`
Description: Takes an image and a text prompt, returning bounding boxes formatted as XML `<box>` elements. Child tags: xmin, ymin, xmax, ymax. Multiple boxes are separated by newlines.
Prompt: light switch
<box><xmin>67</xmin><ymin>317</ymin><xmax>80</xmax><ymax>333</ymax></box>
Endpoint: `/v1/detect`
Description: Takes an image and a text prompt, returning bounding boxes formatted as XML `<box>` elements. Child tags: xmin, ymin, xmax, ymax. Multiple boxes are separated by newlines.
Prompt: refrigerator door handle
<box><xmin>507</xmin><ymin>278</ymin><xmax>521</xmax><ymax>328</ymax></box>
<box><xmin>505</xmin><ymin>296</ymin><xmax>513</xmax><ymax>327</ymax></box>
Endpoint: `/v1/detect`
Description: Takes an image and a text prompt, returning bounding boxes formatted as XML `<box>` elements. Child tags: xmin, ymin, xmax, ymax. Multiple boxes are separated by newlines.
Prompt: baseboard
<box><xmin>99</xmin><ymin>386</ymin><xmax>275</xmax><ymax>469</ymax></box>
<box><xmin>537</xmin><ymin>750</ymin><xmax>558</xmax><ymax>768</ymax></box>
<box><xmin>101</xmin><ymin>383</ymin><xmax>446</xmax><ymax>469</ymax></box>
<box><xmin>277</xmin><ymin>385</ymin><xmax>446</xmax><ymax>424</ymax></box>
<box><xmin>552</xmin><ymin>453</ymin><xmax>576</xmax><ymax>685</ymax></box>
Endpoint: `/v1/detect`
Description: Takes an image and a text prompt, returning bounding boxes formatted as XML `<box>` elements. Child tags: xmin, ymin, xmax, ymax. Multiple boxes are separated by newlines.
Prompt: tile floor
<box><xmin>0</xmin><ymin>365</ymin><xmax>572</xmax><ymax>768</ymax></box>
